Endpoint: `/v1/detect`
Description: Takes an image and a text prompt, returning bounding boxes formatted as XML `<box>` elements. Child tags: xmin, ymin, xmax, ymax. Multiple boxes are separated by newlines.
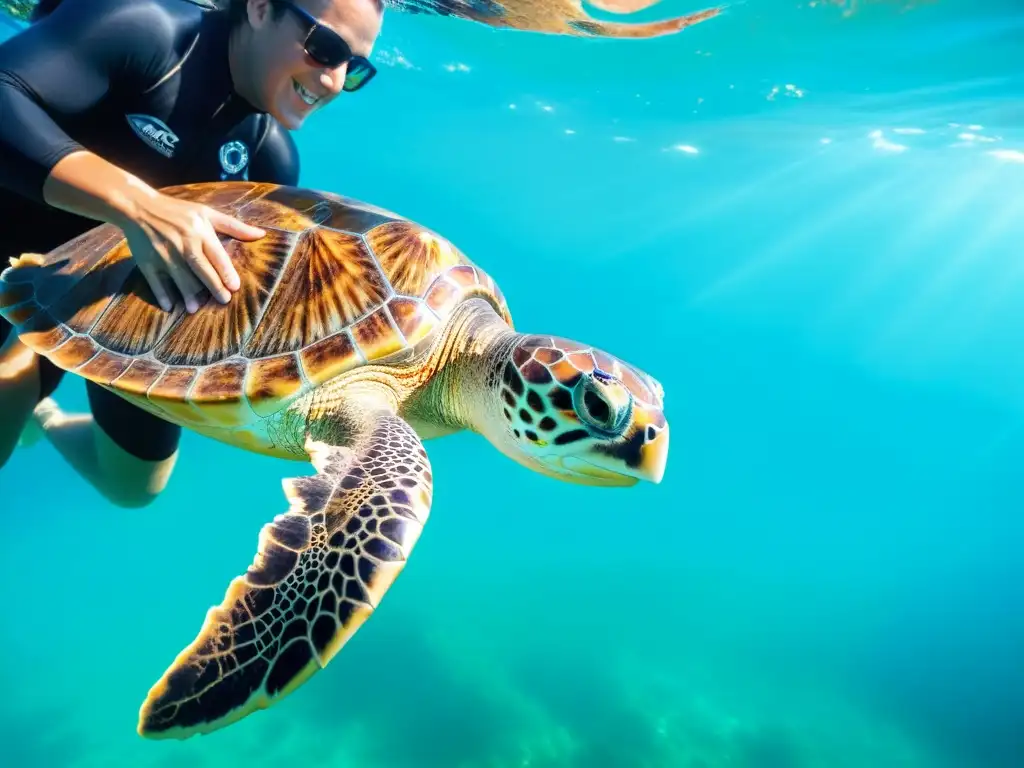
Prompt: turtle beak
<box><xmin>576</xmin><ymin>411</ymin><xmax>670</xmax><ymax>486</ymax></box>
<box><xmin>615</xmin><ymin>407</ymin><xmax>669</xmax><ymax>485</ymax></box>
<box><xmin>636</xmin><ymin>420</ymin><xmax>669</xmax><ymax>484</ymax></box>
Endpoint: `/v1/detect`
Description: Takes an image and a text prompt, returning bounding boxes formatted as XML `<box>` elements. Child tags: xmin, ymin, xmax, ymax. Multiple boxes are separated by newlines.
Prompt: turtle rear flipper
<box><xmin>137</xmin><ymin>405</ymin><xmax>433</xmax><ymax>739</ymax></box>
<box><xmin>569</xmin><ymin>5</ymin><xmax>722</xmax><ymax>38</ymax></box>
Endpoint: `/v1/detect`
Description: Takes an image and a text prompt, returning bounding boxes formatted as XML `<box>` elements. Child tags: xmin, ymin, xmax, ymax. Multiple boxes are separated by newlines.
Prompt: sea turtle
<box><xmin>0</xmin><ymin>180</ymin><xmax>670</xmax><ymax>740</ymax></box>
<box><xmin>385</xmin><ymin>0</ymin><xmax>723</xmax><ymax>39</ymax></box>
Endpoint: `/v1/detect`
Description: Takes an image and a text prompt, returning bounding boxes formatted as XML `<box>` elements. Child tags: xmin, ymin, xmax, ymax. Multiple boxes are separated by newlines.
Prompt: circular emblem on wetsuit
<box><xmin>219</xmin><ymin>140</ymin><xmax>249</xmax><ymax>177</ymax></box>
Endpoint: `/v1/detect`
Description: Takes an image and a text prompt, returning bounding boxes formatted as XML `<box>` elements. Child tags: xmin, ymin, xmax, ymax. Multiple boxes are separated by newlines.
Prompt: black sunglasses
<box><xmin>270</xmin><ymin>0</ymin><xmax>377</xmax><ymax>92</ymax></box>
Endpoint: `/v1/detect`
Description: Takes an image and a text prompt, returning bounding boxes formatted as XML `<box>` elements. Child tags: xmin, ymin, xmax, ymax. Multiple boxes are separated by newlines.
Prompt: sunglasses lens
<box><xmin>344</xmin><ymin>58</ymin><xmax>376</xmax><ymax>91</ymax></box>
<box><xmin>305</xmin><ymin>27</ymin><xmax>350</xmax><ymax>69</ymax></box>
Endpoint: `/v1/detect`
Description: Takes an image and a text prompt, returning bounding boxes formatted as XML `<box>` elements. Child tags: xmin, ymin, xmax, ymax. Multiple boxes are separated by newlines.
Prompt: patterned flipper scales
<box><xmin>137</xmin><ymin>411</ymin><xmax>433</xmax><ymax>739</ymax></box>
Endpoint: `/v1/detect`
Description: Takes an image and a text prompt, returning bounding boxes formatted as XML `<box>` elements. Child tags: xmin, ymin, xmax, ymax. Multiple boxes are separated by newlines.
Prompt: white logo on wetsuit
<box><xmin>126</xmin><ymin>114</ymin><xmax>180</xmax><ymax>159</ymax></box>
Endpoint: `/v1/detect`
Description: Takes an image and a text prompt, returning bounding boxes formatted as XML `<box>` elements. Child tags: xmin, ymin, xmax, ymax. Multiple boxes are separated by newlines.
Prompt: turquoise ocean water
<box><xmin>2</xmin><ymin>1</ymin><xmax>1024</xmax><ymax>766</ymax></box>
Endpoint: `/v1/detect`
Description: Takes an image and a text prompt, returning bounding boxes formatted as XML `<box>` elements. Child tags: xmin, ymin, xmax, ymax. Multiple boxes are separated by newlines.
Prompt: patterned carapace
<box><xmin>0</xmin><ymin>181</ymin><xmax>514</xmax><ymax>456</ymax></box>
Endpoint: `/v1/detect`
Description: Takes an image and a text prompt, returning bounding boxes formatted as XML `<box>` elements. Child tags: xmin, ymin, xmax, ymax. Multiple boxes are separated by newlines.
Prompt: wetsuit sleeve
<box><xmin>248</xmin><ymin>119</ymin><xmax>301</xmax><ymax>186</ymax></box>
<box><xmin>0</xmin><ymin>0</ymin><xmax>176</xmax><ymax>202</ymax></box>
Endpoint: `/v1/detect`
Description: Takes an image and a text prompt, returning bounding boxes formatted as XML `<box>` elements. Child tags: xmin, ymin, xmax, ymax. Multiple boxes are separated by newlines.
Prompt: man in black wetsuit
<box><xmin>0</xmin><ymin>0</ymin><xmax>383</xmax><ymax>505</ymax></box>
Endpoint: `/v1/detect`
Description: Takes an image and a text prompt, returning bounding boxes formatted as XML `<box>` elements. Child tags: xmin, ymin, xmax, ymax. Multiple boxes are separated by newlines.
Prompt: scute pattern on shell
<box><xmin>511</xmin><ymin>334</ymin><xmax>664</xmax><ymax>410</ymax></box>
<box><xmin>0</xmin><ymin>182</ymin><xmax>513</xmax><ymax>430</ymax></box>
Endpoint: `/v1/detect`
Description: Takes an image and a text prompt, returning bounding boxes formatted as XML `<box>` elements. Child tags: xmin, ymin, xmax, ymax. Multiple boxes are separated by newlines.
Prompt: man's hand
<box><xmin>43</xmin><ymin>150</ymin><xmax>266</xmax><ymax>314</ymax></box>
<box><xmin>122</xmin><ymin>193</ymin><xmax>265</xmax><ymax>313</ymax></box>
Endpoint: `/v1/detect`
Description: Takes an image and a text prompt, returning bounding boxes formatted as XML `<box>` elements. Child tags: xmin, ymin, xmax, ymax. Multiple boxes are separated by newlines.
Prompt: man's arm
<box><xmin>0</xmin><ymin>0</ymin><xmax>256</xmax><ymax>312</ymax></box>
<box><xmin>0</xmin><ymin>0</ymin><xmax>177</xmax><ymax>221</ymax></box>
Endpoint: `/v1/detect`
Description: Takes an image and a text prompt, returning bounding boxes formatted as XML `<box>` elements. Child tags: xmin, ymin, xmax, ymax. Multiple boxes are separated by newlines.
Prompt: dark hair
<box><xmin>228</xmin><ymin>0</ymin><xmax>383</xmax><ymax>27</ymax></box>
<box><xmin>227</xmin><ymin>0</ymin><xmax>253</xmax><ymax>26</ymax></box>
<box><xmin>228</xmin><ymin>0</ymin><xmax>295</xmax><ymax>27</ymax></box>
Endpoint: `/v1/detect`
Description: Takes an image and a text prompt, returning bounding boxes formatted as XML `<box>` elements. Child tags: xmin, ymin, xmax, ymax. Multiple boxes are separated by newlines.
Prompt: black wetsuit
<box><xmin>0</xmin><ymin>0</ymin><xmax>300</xmax><ymax>461</ymax></box>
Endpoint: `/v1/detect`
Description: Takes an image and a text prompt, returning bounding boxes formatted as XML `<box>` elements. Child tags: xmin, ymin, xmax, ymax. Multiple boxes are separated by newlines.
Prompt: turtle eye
<box><xmin>573</xmin><ymin>374</ymin><xmax>631</xmax><ymax>435</ymax></box>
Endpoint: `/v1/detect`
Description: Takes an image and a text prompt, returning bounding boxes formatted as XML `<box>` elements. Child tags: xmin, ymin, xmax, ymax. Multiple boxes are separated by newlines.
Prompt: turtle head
<box><xmin>487</xmin><ymin>334</ymin><xmax>669</xmax><ymax>487</ymax></box>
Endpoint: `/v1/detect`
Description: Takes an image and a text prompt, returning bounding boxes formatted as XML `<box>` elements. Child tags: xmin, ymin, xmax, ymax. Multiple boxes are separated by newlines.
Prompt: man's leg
<box><xmin>0</xmin><ymin>327</ymin><xmax>41</xmax><ymax>466</ymax></box>
<box><xmin>0</xmin><ymin>318</ymin><xmax>65</xmax><ymax>466</ymax></box>
<box><xmin>34</xmin><ymin>381</ymin><xmax>182</xmax><ymax>508</ymax></box>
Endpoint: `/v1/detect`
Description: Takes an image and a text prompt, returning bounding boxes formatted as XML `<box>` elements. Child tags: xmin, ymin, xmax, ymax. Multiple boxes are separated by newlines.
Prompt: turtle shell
<box><xmin>0</xmin><ymin>182</ymin><xmax>512</xmax><ymax>451</ymax></box>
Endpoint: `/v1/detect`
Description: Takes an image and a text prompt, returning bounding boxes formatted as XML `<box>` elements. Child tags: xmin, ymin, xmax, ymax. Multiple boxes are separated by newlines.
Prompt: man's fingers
<box><xmin>208</xmin><ymin>208</ymin><xmax>265</xmax><ymax>241</ymax></box>
<box><xmin>165</xmin><ymin>257</ymin><xmax>206</xmax><ymax>314</ymax></box>
<box><xmin>155</xmin><ymin>271</ymin><xmax>180</xmax><ymax>312</ymax></box>
<box><xmin>137</xmin><ymin>256</ymin><xmax>174</xmax><ymax>313</ymax></box>
<box><xmin>177</xmin><ymin>233</ymin><xmax>230</xmax><ymax>305</ymax></box>
<box><xmin>126</xmin><ymin>201</ymin><xmax>257</xmax><ymax>315</ymax></box>
<box><xmin>200</xmin><ymin>228</ymin><xmax>241</xmax><ymax>294</ymax></box>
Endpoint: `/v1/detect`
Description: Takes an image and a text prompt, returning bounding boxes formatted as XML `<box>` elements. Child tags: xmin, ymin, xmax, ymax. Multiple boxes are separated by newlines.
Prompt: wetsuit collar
<box><xmin>202</xmin><ymin>9</ymin><xmax>260</xmax><ymax>122</ymax></box>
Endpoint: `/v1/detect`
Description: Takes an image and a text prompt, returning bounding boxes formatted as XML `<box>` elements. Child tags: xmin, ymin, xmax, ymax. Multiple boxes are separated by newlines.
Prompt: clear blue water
<box><xmin>3</xmin><ymin>1</ymin><xmax>1024</xmax><ymax>766</ymax></box>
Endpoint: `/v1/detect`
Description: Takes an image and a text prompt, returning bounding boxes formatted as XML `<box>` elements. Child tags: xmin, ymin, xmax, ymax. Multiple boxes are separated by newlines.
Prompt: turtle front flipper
<box><xmin>137</xmin><ymin>409</ymin><xmax>433</xmax><ymax>740</ymax></box>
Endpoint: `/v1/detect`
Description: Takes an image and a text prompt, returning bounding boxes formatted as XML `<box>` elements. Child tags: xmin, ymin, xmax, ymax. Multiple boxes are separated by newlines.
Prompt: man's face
<box><xmin>242</xmin><ymin>0</ymin><xmax>382</xmax><ymax>129</ymax></box>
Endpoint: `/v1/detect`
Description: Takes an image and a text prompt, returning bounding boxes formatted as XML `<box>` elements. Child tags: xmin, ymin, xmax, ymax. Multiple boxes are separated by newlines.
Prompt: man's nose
<box><xmin>319</xmin><ymin>62</ymin><xmax>349</xmax><ymax>96</ymax></box>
